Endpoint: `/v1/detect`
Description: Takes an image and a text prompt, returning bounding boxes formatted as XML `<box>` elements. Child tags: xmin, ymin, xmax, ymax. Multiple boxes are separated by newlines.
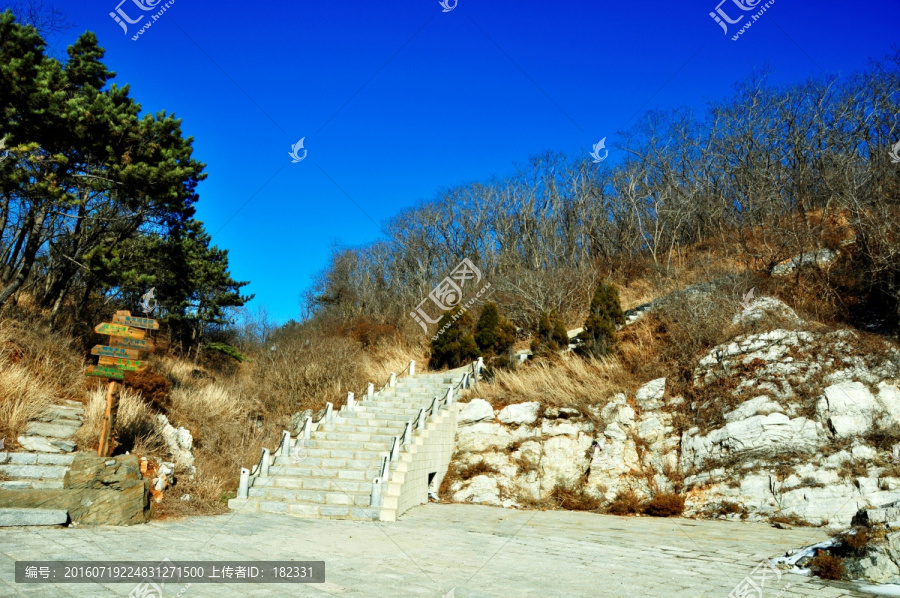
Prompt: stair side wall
<box><xmin>381</xmin><ymin>404</ymin><xmax>458</xmax><ymax>521</ymax></box>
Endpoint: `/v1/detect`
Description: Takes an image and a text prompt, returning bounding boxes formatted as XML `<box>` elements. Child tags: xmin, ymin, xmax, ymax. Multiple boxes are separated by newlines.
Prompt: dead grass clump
<box><xmin>548</xmin><ymin>483</ymin><xmax>604</xmax><ymax>511</ymax></box>
<box><xmin>76</xmin><ymin>386</ymin><xmax>162</xmax><ymax>454</ymax></box>
<box><xmin>0</xmin><ymin>317</ymin><xmax>85</xmax><ymax>446</ymax></box>
<box><xmin>456</xmin><ymin>460</ymin><xmax>497</xmax><ymax>481</ymax></box>
<box><xmin>477</xmin><ymin>353</ymin><xmax>634</xmax><ymax>411</ymax></box>
<box><xmin>643</xmin><ymin>492</ymin><xmax>685</xmax><ymax>517</ymax></box>
<box><xmin>606</xmin><ymin>489</ymin><xmax>644</xmax><ymax>516</ymax></box>
<box><xmin>838</xmin><ymin>459</ymin><xmax>869</xmax><ymax>480</ymax></box>
<box><xmin>809</xmin><ymin>552</ymin><xmax>845</xmax><ymax>580</ymax></box>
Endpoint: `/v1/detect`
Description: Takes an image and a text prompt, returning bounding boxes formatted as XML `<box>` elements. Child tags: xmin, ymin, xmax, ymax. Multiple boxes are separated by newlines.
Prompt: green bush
<box><xmin>530</xmin><ymin>310</ymin><xmax>569</xmax><ymax>356</ymax></box>
<box><xmin>203</xmin><ymin>342</ymin><xmax>247</xmax><ymax>362</ymax></box>
<box><xmin>576</xmin><ymin>280</ymin><xmax>624</xmax><ymax>358</ymax></box>
<box><xmin>429</xmin><ymin>309</ymin><xmax>481</xmax><ymax>370</ymax></box>
<box><xmin>474</xmin><ymin>303</ymin><xmax>516</xmax><ymax>357</ymax></box>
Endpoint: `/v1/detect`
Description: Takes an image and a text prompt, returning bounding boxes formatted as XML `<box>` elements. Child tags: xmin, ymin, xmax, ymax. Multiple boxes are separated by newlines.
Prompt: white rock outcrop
<box><xmin>497</xmin><ymin>402</ymin><xmax>540</xmax><ymax>425</ymax></box>
<box><xmin>458</xmin><ymin>399</ymin><xmax>495</xmax><ymax>425</ymax></box>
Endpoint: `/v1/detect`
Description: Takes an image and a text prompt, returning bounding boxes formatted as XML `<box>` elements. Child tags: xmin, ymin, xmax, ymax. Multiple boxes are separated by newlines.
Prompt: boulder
<box><xmin>458</xmin><ymin>399</ymin><xmax>495</xmax><ymax>424</ymax></box>
<box><xmin>544</xmin><ymin>407</ymin><xmax>582</xmax><ymax>420</ymax></box>
<box><xmin>155</xmin><ymin>415</ymin><xmax>195</xmax><ymax>472</ymax></box>
<box><xmin>723</xmin><ymin>396</ymin><xmax>784</xmax><ymax>422</ymax></box>
<box><xmin>0</xmin><ymin>454</ymin><xmax>150</xmax><ymax>526</ymax></box>
<box><xmin>732</xmin><ymin>297</ymin><xmax>803</xmax><ymax>327</ymax></box>
<box><xmin>816</xmin><ymin>381</ymin><xmax>880</xmax><ymax>438</ymax></box>
<box><xmin>452</xmin><ymin>475</ymin><xmax>501</xmax><ymax>505</ymax></box>
<box><xmin>636</xmin><ymin>378</ymin><xmax>666</xmax><ymax>410</ymax></box>
<box><xmin>290</xmin><ymin>410</ymin><xmax>313</xmax><ymax>434</ymax></box>
<box><xmin>497</xmin><ymin>402</ymin><xmax>540</xmax><ymax>425</ymax></box>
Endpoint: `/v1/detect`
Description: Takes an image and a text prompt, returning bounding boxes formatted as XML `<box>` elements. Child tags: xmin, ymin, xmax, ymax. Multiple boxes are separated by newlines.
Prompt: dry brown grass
<box><xmin>810</xmin><ymin>552</ymin><xmax>845</xmax><ymax>580</ymax></box>
<box><xmin>643</xmin><ymin>492</ymin><xmax>685</xmax><ymax>517</ymax></box>
<box><xmin>477</xmin><ymin>353</ymin><xmax>636</xmax><ymax>411</ymax></box>
<box><xmin>548</xmin><ymin>483</ymin><xmax>604</xmax><ymax>511</ymax></box>
<box><xmin>0</xmin><ymin>317</ymin><xmax>85</xmax><ymax>447</ymax></box>
<box><xmin>606</xmin><ymin>489</ymin><xmax>644</xmax><ymax>516</ymax></box>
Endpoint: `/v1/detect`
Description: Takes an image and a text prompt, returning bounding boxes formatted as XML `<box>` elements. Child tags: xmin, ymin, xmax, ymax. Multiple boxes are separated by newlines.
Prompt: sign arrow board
<box><xmin>92</xmin><ymin>345</ymin><xmax>141</xmax><ymax>359</ymax></box>
<box><xmin>98</xmin><ymin>356</ymin><xmax>148</xmax><ymax>372</ymax></box>
<box><xmin>85</xmin><ymin>365</ymin><xmax>125</xmax><ymax>380</ymax></box>
<box><xmin>94</xmin><ymin>323</ymin><xmax>145</xmax><ymax>339</ymax></box>
<box><xmin>108</xmin><ymin>337</ymin><xmax>154</xmax><ymax>351</ymax></box>
<box><xmin>112</xmin><ymin>314</ymin><xmax>159</xmax><ymax>330</ymax></box>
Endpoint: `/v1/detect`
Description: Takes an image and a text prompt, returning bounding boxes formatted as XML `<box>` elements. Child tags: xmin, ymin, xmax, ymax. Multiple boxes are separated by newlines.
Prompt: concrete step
<box><xmin>319</xmin><ymin>423</ymin><xmax>406</xmax><ymax>435</ymax></box>
<box><xmin>268</xmin><ymin>457</ymin><xmax>380</xmax><ymax>471</ymax></box>
<box><xmin>285</xmin><ymin>447</ymin><xmax>386</xmax><ymax>460</ymax></box>
<box><xmin>248</xmin><ymin>487</ymin><xmax>372</xmax><ymax>506</ymax></box>
<box><xmin>298</xmin><ymin>439</ymin><xmax>391</xmax><ymax>452</ymax></box>
<box><xmin>320</xmin><ymin>432</ymin><xmax>395</xmax><ymax>443</ymax></box>
<box><xmin>227</xmin><ymin>498</ymin><xmax>379</xmax><ymax>520</ymax></box>
<box><xmin>0</xmin><ymin>479</ymin><xmax>65</xmax><ymax>490</ymax></box>
<box><xmin>342</xmin><ymin>412</ymin><xmax>411</xmax><ymax>422</ymax></box>
<box><xmin>0</xmin><ymin>464</ymin><xmax>69</xmax><ymax>479</ymax></box>
<box><xmin>254</xmin><ymin>476</ymin><xmax>372</xmax><ymax>492</ymax></box>
<box><xmin>0</xmin><ymin>508</ymin><xmax>68</xmax><ymax>527</ymax></box>
<box><xmin>265</xmin><ymin>466</ymin><xmax>379</xmax><ymax>480</ymax></box>
<box><xmin>0</xmin><ymin>452</ymin><xmax>74</xmax><ymax>466</ymax></box>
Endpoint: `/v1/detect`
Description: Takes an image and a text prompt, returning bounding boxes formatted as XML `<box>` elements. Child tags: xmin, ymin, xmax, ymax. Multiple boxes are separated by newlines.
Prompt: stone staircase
<box><xmin>229</xmin><ymin>360</ymin><xmax>479</xmax><ymax>521</ymax></box>
<box><xmin>0</xmin><ymin>401</ymin><xmax>84</xmax><ymax>526</ymax></box>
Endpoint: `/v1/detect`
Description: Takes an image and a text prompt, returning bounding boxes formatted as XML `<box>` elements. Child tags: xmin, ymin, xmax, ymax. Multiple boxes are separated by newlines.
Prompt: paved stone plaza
<box><xmin>0</xmin><ymin>504</ymin><xmax>885</xmax><ymax>597</ymax></box>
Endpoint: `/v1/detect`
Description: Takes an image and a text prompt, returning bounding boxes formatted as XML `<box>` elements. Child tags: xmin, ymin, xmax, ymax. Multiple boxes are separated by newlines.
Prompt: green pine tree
<box><xmin>429</xmin><ymin>309</ymin><xmax>480</xmax><ymax>370</ymax></box>
<box><xmin>474</xmin><ymin>302</ymin><xmax>515</xmax><ymax>357</ymax></box>
<box><xmin>576</xmin><ymin>281</ymin><xmax>624</xmax><ymax>358</ymax></box>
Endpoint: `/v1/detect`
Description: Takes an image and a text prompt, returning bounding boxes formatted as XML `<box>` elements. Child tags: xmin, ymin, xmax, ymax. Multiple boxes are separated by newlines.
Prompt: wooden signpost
<box><xmin>85</xmin><ymin>310</ymin><xmax>158</xmax><ymax>457</ymax></box>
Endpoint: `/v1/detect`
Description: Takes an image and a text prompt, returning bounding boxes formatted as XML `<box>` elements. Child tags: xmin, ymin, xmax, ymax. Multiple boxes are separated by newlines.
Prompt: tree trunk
<box><xmin>0</xmin><ymin>204</ymin><xmax>49</xmax><ymax>307</ymax></box>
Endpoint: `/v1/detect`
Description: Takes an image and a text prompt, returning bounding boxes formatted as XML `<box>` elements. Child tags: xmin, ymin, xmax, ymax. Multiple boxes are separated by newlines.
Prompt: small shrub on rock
<box><xmin>643</xmin><ymin>492</ymin><xmax>685</xmax><ymax>517</ymax></box>
<box><xmin>809</xmin><ymin>552</ymin><xmax>845</xmax><ymax>580</ymax></box>
<box><xmin>606</xmin><ymin>489</ymin><xmax>644</xmax><ymax>516</ymax></box>
<box><xmin>125</xmin><ymin>368</ymin><xmax>172</xmax><ymax>412</ymax></box>
<box><xmin>530</xmin><ymin>310</ymin><xmax>569</xmax><ymax>356</ymax></box>
<box><xmin>549</xmin><ymin>483</ymin><xmax>604</xmax><ymax>511</ymax></box>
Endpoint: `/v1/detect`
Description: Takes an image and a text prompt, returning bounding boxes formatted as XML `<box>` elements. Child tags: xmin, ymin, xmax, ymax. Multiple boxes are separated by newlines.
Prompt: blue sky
<box><xmin>49</xmin><ymin>0</ymin><xmax>900</xmax><ymax>323</ymax></box>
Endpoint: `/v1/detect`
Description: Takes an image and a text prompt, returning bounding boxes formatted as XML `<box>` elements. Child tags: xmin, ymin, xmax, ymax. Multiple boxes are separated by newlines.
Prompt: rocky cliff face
<box><xmin>445</xmin><ymin>297</ymin><xmax>900</xmax><ymax>528</ymax></box>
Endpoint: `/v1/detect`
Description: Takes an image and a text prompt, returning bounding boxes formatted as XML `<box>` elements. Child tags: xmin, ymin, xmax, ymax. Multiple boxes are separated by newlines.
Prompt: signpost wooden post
<box><xmin>86</xmin><ymin>310</ymin><xmax>158</xmax><ymax>457</ymax></box>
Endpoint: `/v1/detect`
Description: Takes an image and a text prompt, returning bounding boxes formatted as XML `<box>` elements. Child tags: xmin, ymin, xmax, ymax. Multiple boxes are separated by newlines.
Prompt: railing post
<box><xmin>408</xmin><ymin>360</ymin><xmax>415</xmax><ymax>376</ymax></box>
<box><xmin>367</xmin><ymin>383</ymin><xmax>374</xmax><ymax>400</ymax></box>
<box><xmin>380</xmin><ymin>455</ymin><xmax>390</xmax><ymax>482</ymax></box>
<box><xmin>403</xmin><ymin>421</ymin><xmax>412</xmax><ymax>447</ymax></box>
<box><xmin>430</xmin><ymin>398</ymin><xmax>438</xmax><ymax>418</ymax></box>
<box><xmin>389</xmin><ymin>436</ymin><xmax>399</xmax><ymax>462</ymax></box>
<box><xmin>324</xmin><ymin>402</ymin><xmax>333</xmax><ymax>423</ymax></box>
<box><xmin>303</xmin><ymin>416</ymin><xmax>312</xmax><ymax>441</ymax></box>
<box><xmin>346</xmin><ymin>392</ymin><xmax>355</xmax><ymax>412</ymax></box>
<box><xmin>416</xmin><ymin>408</ymin><xmax>426</xmax><ymax>430</ymax></box>
<box><xmin>476</xmin><ymin>357</ymin><xmax>484</xmax><ymax>375</ymax></box>
<box><xmin>260</xmin><ymin>448</ymin><xmax>270</xmax><ymax>477</ymax></box>
<box><xmin>280</xmin><ymin>430</ymin><xmax>291</xmax><ymax>457</ymax></box>
<box><xmin>370</xmin><ymin>477</ymin><xmax>383</xmax><ymax>508</ymax></box>
<box><xmin>389</xmin><ymin>372</ymin><xmax>397</xmax><ymax>388</ymax></box>
<box><xmin>445</xmin><ymin>385</ymin><xmax>454</xmax><ymax>404</ymax></box>
<box><xmin>238</xmin><ymin>468</ymin><xmax>250</xmax><ymax>498</ymax></box>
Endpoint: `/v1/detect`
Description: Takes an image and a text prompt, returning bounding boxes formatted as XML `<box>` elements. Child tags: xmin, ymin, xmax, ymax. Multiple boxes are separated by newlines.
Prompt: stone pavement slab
<box><xmin>0</xmin><ymin>504</ymin><xmax>883</xmax><ymax>597</ymax></box>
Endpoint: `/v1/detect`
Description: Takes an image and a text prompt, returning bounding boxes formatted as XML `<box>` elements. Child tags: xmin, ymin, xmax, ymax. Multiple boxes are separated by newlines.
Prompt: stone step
<box><xmin>287</xmin><ymin>447</ymin><xmax>387</xmax><ymax>460</ymax></box>
<box><xmin>266</xmin><ymin>466</ymin><xmax>379</xmax><ymax>480</ymax></box>
<box><xmin>341</xmin><ymin>412</ymin><xmax>411</xmax><ymax>422</ymax></box>
<box><xmin>23</xmin><ymin>422</ymin><xmax>81</xmax><ymax>439</ymax></box>
<box><xmin>248</xmin><ymin>486</ymin><xmax>372</xmax><ymax>506</ymax></box>
<box><xmin>0</xmin><ymin>452</ymin><xmax>74</xmax><ymax>466</ymax></box>
<box><xmin>0</xmin><ymin>508</ymin><xmax>68</xmax><ymax>527</ymax></box>
<box><xmin>268</xmin><ymin>457</ymin><xmax>379</xmax><ymax>471</ymax></box>
<box><xmin>227</xmin><ymin>498</ymin><xmax>379</xmax><ymax>520</ymax></box>
<box><xmin>0</xmin><ymin>479</ymin><xmax>65</xmax><ymax>490</ymax></box>
<box><xmin>254</xmin><ymin>476</ymin><xmax>372</xmax><ymax>492</ymax></box>
<box><xmin>16</xmin><ymin>436</ymin><xmax>76</xmax><ymax>454</ymax></box>
<box><xmin>0</xmin><ymin>464</ymin><xmax>69</xmax><ymax>480</ymax></box>
<box><xmin>319</xmin><ymin>432</ymin><xmax>395</xmax><ymax>443</ymax></box>
<box><xmin>298</xmin><ymin>439</ymin><xmax>391</xmax><ymax>452</ymax></box>
<box><xmin>319</xmin><ymin>423</ymin><xmax>406</xmax><ymax>435</ymax></box>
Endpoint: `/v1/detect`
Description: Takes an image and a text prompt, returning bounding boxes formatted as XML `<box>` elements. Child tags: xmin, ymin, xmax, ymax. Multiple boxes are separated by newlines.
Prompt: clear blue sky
<box><xmin>53</xmin><ymin>0</ymin><xmax>900</xmax><ymax>323</ymax></box>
